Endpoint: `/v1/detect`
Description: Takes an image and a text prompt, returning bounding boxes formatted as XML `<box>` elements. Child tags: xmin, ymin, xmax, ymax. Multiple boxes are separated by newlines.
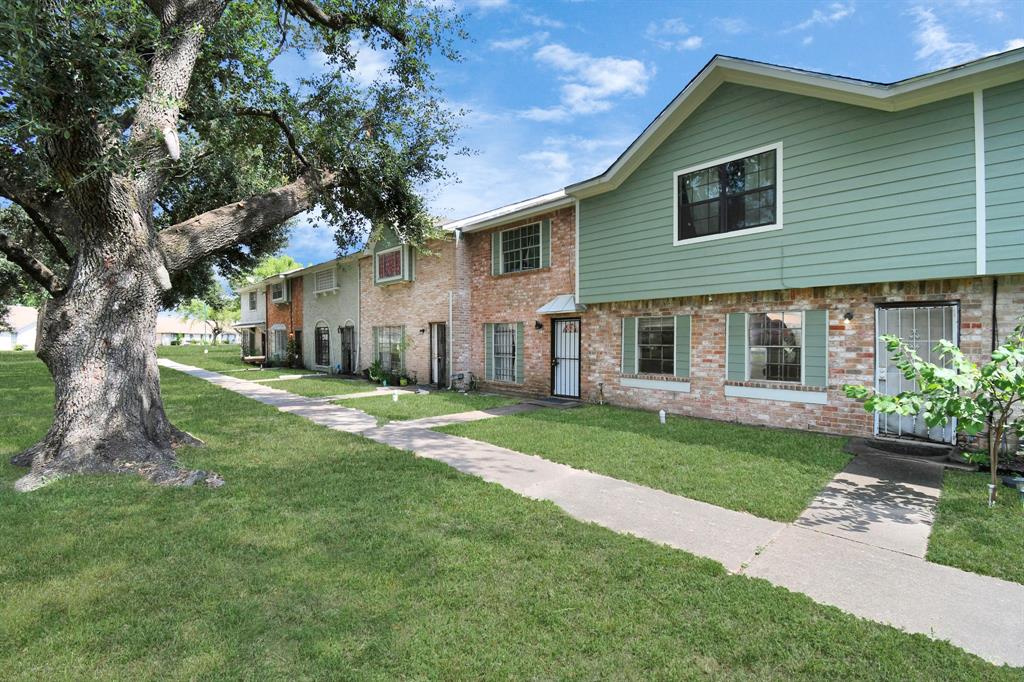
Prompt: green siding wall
<box><xmin>578</xmin><ymin>82</ymin><xmax>986</xmax><ymax>303</ymax></box>
<box><xmin>985</xmin><ymin>80</ymin><xmax>1024</xmax><ymax>275</ymax></box>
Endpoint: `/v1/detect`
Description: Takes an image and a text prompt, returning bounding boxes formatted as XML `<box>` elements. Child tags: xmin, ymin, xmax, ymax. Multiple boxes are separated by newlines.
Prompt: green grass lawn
<box><xmin>156</xmin><ymin>344</ymin><xmax>321</xmax><ymax>380</ymax></box>
<box><xmin>438</xmin><ymin>405</ymin><xmax>850</xmax><ymax>522</ymax></box>
<box><xmin>927</xmin><ymin>469</ymin><xmax>1024</xmax><ymax>584</ymax></box>
<box><xmin>263</xmin><ymin>376</ymin><xmax>378</xmax><ymax>398</ymax></box>
<box><xmin>339</xmin><ymin>391</ymin><xmax>519</xmax><ymax>424</ymax></box>
<box><xmin>0</xmin><ymin>352</ymin><xmax>1018</xmax><ymax>679</ymax></box>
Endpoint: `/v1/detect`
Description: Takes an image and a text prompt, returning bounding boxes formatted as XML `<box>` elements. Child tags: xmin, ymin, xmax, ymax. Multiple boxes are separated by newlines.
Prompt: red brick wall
<box><xmin>265</xmin><ymin>277</ymin><xmax>303</xmax><ymax>360</ymax></box>
<box><xmin>359</xmin><ymin>239</ymin><xmax>455</xmax><ymax>384</ymax></box>
<box><xmin>467</xmin><ymin>206</ymin><xmax>576</xmax><ymax>396</ymax></box>
<box><xmin>580</xmin><ymin>275</ymin><xmax>1023</xmax><ymax>438</ymax></box>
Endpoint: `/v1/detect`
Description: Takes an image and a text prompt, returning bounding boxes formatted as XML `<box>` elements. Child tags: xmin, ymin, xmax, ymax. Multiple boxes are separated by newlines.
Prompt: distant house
<box><xmin>0</xmin><ymin>305</ymin><xmax>38</xmax><ymax>351</ymax></box>
<box><xmin>154</xmin><ymin>315</ymin><xmax>237</xmax><ymax>346</ymax></box>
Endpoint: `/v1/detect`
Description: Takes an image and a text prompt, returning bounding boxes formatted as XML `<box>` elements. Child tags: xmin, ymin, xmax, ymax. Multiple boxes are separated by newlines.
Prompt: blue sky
<box><xmin>283</xmin><ymin>0</ymin><xmax>1024</xmax><ymax>265</ymax></box>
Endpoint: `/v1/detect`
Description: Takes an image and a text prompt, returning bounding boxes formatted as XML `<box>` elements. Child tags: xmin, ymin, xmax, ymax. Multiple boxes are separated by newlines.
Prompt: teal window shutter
<box><xmin>515</xmin><ymin>322</ymin><xmax>525</xmax><ymax>384</ymax></box>
<box><xmin>484</xmin><ymin>323</ymin><xmax>494</xmax><ymax>380</ymax></box>
<box><xmin>803</xmin><ymin>310</ymin><xmax>828</xmax><ymax>387</ymax></box>
<box><xmin>372</xmin><ymin>327</ymin><xmax>379</xmax><ymax>363</ymax></box>
<box><xmin>399</xmin><ymin>325</ymin><xmax>406</xmax><ymax>371</ymax></box>
<box><xmin>726</xmin><ymin>313</ymin><xmax>746</xmax><ymax>381</ymax></box>
<box><xmin>674</xmin><ymin>315</ymin><xmax>691</xmax><ymax>378</ymax></box>
<box><xmin>621</xmin><ymin>317</ymin><xmax>636</xmax><ymax>374</ymax></box>
<box><xmin>540</xmin><ymin>219</ymin><xmax>551</xmax><ymax>269</ymax></box>
<box><xmin>491</xmin><ymin>232</ymin><xmax>501</xmax><ymax>275</ymax></box>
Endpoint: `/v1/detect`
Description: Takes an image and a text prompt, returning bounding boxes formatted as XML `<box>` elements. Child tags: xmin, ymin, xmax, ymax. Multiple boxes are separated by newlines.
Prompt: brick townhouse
<box><xmin>358</xmin><ymin>228</ymin><xmax>457</xmax><ymax>386</ymax></box>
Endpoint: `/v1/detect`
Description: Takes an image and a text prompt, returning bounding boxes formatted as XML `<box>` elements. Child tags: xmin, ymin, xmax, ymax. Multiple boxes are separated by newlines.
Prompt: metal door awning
<box><xmin>232</xmin><ymin>322</ymin><xmax>266</xmax><ymax>329</ymax></box>
<box><xmin>536</xmin><ymin>294</ymin><xmax>586</xmax><ymax>315</ymax></box>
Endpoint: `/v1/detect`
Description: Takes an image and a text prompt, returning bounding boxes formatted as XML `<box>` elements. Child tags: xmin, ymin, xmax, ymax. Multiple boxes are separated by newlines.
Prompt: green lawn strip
<box><xmin>266</xmin><ymin>376</ymin><xmax>378</xmax><ymax>398</ymax></box>
<box><xmin>157</xmin><ymin>344</ymin><xmax>248</xmax><ymax>371</ymax></box>
<box><xmin>438</xmin><ymin>404</ymin><xmax>850</xmax><ymax>522</ymax></box>
<box><xmin>927</xmin><ymin>469</ymin><xmax>1024</xmax><ymax>585</ymax></box>
<box><xmin>0</xmin><ymin>353</ymin><xmax>1013</xmax><ymax>679</ymax></box>
<box><xmin>339</xmin><ymin>391</ymin><xmax>519</xmax><ymax>424</ymax></box>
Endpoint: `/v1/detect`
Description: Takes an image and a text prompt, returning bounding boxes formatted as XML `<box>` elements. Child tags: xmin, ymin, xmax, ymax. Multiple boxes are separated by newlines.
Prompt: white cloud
<box><xmin>472</xmin><ymin>0</ymin><xmax>509</xmax><ymax>8</ymax></box>
<box><xmin>645</xmin><ymin>18</ymin><xmax>705</xmax><ymax>51</ymax></box>
<box><xmin>1004</xmin><ymin>38</ymin><xmax>1024</xmax><ymax>50</ymax></box>
<box><xmin>490</xmin><ymin>36</ymin><xmax>532</xmax><ymax>50</ymax></box>
<box><xmin>711</xmin><ymin>17</ymin><xmax>750</xmax><ymax>35</ymax></box>
<box><xmin>519</xmin><ymin>150</ymin><xmax>572</xmax><ymax>175</ymax></box>
<box><xmin>523</xmin><ymin>13</ymin><xmax>565</xmax><ymax>29</ymax></box>
<box><xmin>519</xmin><ymin>106</ymin><xmax>573</xmax><ymax>122</ymax></box>
<box><xmin>490</xmin><ymin>31</ymin><xmax>549</xmax><ymax>51</ymax></box>
<box><xmin>526</xmin><ymin>43</ymin><xmax>653</xmax><ymax>119</ymax></box>
<box><xmin>787</xmin><ymin>2</ymin><xmax>856</xmax><ymax>32</ymax></box>
<box><xmin>910</xmin><ymin>6</ymin><xmax>982</xmax><ymax>67</ymax></box>
<box><xmin>802</xmin><ymin>35</ymin><xmax>814</xmax><ymax>46</ymax></box>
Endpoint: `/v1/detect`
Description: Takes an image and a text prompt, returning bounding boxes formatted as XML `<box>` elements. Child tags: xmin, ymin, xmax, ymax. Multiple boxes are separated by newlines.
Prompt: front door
<box><xmin>551</xmin><ymin>317</ymin><xmax>581</xmax><ymax>398</ymax></box>
<box><xmin>875</xmin><ymin>304</ymin><xmax>958</xmax><ymax>443</ymax></box>
<box><xmin>340</xmin><ymin>325</ymin><xmax>354</xmax><ymax>374</ymax></box>
<box><xmin>430</xmin><ymin>322</ymin><xmax>447</xmax><ymax>386</ymax></box>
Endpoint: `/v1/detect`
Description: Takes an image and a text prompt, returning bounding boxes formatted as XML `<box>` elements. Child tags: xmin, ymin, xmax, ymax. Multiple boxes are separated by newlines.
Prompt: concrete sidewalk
<box><xmin>159</xmin><ymin>359</ymin><xmax>1024</xmax><ymax>667</ymax></box>
<box><xmin>796</xmin><ymin>455</ymin><xmax>943</xmax><ymax>557</ymax></box>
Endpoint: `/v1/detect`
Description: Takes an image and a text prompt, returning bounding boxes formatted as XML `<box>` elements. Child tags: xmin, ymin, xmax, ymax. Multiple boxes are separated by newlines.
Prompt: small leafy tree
<box><xmin>178</xmin><ymin>286</ymin><xmax>240</xmax><ymax>344</ymax></box>
<box><xmin>844</xmin><ymin>320</ymin><xmax>1024</xmax><ymax>505</ymax></box>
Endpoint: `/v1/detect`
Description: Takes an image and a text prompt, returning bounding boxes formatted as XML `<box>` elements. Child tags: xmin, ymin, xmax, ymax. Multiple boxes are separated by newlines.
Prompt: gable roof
<box><xmin>445</xmin><ymin>189</ymin><xmax>573</xmax><ymax>233</ymax></box>
<box><xmin>567</xmin><ymin>48</ymin><xmax>1024</xmax><ymax>199</ymax></box>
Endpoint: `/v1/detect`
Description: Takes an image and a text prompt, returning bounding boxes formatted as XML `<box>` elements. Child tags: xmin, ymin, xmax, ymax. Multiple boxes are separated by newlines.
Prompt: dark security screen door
<box><xmin>551</xmin><ymin>318</ymin><xmax>580</xmax><ymax>398</ymax></box>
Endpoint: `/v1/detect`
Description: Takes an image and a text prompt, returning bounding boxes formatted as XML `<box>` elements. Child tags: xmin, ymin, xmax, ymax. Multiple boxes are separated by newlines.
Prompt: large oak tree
<box><xmin>0</xmin><ymin>0</ymin><xmax>463</xmax><ymax>491</ymax></box>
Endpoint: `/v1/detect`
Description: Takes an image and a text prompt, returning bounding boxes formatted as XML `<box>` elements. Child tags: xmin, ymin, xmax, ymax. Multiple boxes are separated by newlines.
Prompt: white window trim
<box><xmin>375</xmin><ymin>245</ymin><xmax>405</xmax><ymax>284</ymax></box>
<box><xmin>313</xmin><ymin>268</ymin><xmax>338</xmax><ymax>295</ymax></box>
<box><xmin>724</xmin><ymin>384</ymin><xmax>827</xmax><ymax>404</ymax></box>
<box><xmin>497</xmin><ymin>221</ymin><xmax>543</xmax><ymax>276</ymax></box>
<box><xmin>621</xmin><ymin>377</ymin><xmax>691</xmax><ymax>393</ymax></box>
<box><xmin>672</xmin><ymin>141</ymin><xmax>783</xmax><ymax>247</ymax></box>
<box><xmin>270</xmin><ymin>281</ymin><xmax>288</xmax><ymax>303</ymax></box>
<box><xmin>745</xmin><ymin>310</ymin><xmax>805</xmax><ymax>386</ymax></box>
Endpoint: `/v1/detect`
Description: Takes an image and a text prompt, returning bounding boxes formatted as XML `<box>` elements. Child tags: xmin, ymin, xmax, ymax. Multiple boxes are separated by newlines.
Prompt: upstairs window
<box><xmin>271</xmin><ymin>282</ymin><xmax>287</xmax><ymax>302</ymax></box>
<box><xmin>248</xmin><ymin>292</ymin><xmax>256</xmax><ymax>310</ymax></box>
<box><xmin>501</xmin><ymin>223</ymin><xmax>541</xmax><ymax>274</ymax></box>
<box><xmin>637</xmin><ymin>317</ymin><xmax>674</xmax><ymax>375</ymax></box>
<box><xmin>748</xmin><ymin>312</ymin><xmax>802</xmax><ymax>383</ymax></box>
<box><xmin>675</xmin><ymin>145</ymin><xmax>779</xmax><ymax>243</ymax></box>
<box><xmin>376</xmin><ymin>247</ymin><xmax>404</xmax><ymax>282</ymax></box>
<box><xmin>314</xmin><ymin>269</ymin><xmax>336</xmax><ymax>293</ymax></box>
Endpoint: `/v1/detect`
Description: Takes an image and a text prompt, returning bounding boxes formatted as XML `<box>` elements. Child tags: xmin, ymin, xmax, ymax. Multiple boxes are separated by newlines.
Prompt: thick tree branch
<box><xmin>285</xmin><ymin>0</ymin><xmax>409</xmax><ymax>45</ymax></box>
<box><xmin>0</xmin><ymin>233</ymin><xmax>64</xmax><ymax>295</ymax></box>
<box><xmin>0</xmin><ymin>171</ymin><xmax>76</xmax><ymax>264</ymax></box>
<box><xmin>158</xmin><ymin>170</ymin><xmax>335</xmax><ymax>273</ymax></box>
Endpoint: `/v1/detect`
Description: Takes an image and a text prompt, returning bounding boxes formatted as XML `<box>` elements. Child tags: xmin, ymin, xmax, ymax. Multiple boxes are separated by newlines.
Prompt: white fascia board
<box><xmin>567</xmin><ymin>50</ymin><xmax>1024</xmax><ymax>200</ymax></box>
<box><xmin>445</xmin><ymin>191</ymin><xmax>573</xmax><ymax>233</ymax></box>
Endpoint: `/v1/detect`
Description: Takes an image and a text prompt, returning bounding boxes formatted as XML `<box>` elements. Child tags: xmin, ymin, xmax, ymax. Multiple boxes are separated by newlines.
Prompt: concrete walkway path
<box><xmin>795</xmin><ymin>455</ymin><xmax>943</xmax><ymax>557</ymax></box>
<box><xmin>159</xmin><ymin>359</ymin><xmax>1024</xmax><ymax>667</ymax></box>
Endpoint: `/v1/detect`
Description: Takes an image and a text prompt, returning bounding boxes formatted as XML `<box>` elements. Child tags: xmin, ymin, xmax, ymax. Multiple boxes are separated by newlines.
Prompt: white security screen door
<box><xmin>552</xmin><ymin>318</ymin><xmax>581</xmax><ymax>398</ymax></box>
<box><xmin>875</xmin><ymin>304</ymin><xmax>957</xmax><ymax>443</ymax></box>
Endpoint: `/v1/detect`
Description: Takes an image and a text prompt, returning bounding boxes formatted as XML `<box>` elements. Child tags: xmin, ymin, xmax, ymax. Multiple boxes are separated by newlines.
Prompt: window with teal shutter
<box><xmin>674</xmin><ymin>315</ymin><xmax>691</xmax><ymax>378</ymax></box>
<box><xmin>484</xmin><ymin>323</ymin><xmax>494</xmax><ymax>380</ymax></box>
<box><xmin>726</xmin><ymin>313</ymin><xmax>746</xmax><ymax>381</ymax></box>
<box><xmin>621</xmin><ymin>318</ymin><xmax>636</xmax><ymax>374</ymax></box>
<box><xmin>540</xmin><ymin>219</ymin><xmax>551</xmax><ymax>269</ymax></box>
<box><xmin>490</xmin><ymin>233</ymin><xmax>501</xmax><ymax>275</ymax></box>
<box><xmin>803</xmin><ymin>310</ymin><xmax>828</xmax><ymax>387</ymax></box>
<box><xmin>515</xmin><ymin>322</ymin><xmax>525</xmax><ymax>384</ymax></box>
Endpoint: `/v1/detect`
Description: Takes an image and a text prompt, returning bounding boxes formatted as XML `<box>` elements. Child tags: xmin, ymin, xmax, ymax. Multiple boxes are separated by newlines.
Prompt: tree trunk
<box><xmin>10</xmin><ymin>189</ymin><xmax>220</xmax><ymax>492</ymax></box>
